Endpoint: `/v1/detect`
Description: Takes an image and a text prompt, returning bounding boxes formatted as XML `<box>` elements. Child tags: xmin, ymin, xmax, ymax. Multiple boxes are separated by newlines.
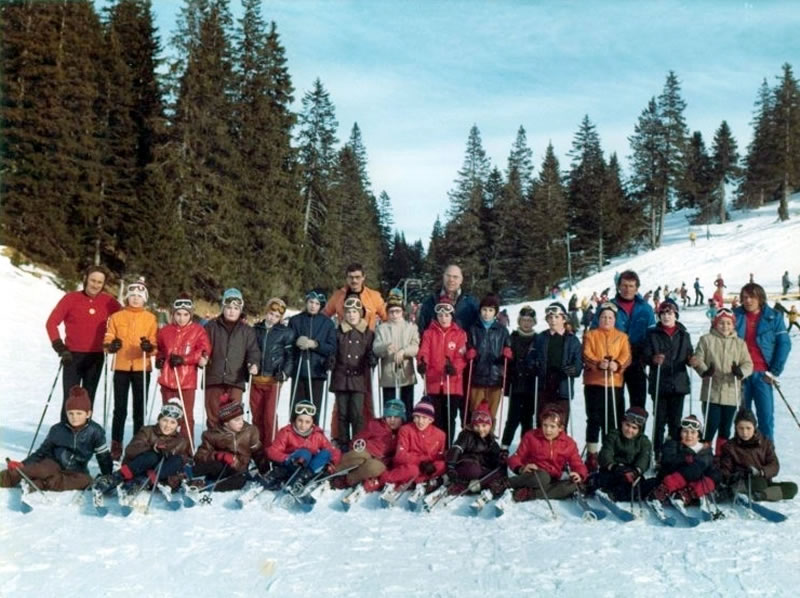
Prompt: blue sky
<box><xmin>150</xmin><ymin>0</ymin><xmax>800</xmax><ymax>243</ymax></box>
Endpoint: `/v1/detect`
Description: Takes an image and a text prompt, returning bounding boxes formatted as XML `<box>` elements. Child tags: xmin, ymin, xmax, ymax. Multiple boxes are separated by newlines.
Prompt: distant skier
<box><xmin>693</xmin><ymin>277</ymin><xmax>704</xmax><ymax>306</ymax></box>
<box><xmin>782</xmin><ymin>271</ymin><xmax>791</xmax><ymax>295</ymax></box>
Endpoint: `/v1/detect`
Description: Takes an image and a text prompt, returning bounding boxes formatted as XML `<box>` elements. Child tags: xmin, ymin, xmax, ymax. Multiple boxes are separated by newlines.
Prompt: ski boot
<box><xmin>288</xmin><ymin>467</ymin><xmax>316</xmax><ymax>496</ymax></box>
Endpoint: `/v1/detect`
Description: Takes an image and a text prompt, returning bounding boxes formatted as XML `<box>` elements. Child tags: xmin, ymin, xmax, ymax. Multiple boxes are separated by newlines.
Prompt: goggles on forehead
<box><xmin>681</xmin><ymin>417</ymin><xmax>702</xmax><ymax>432</ymax></box>
<box><xmin>716</xmin><ymin>307</ymin><xmax>733</xmax><ymax>318</ymax></box>
<box><xmin>624</xmin><ymin>412</ymin><xmax>647</xmax><ymax>428</ymax></box>
<box><xmin>223</xmin><ymin>297</ymin><xmax>243</xmax><ymax>308</ymax></box>
<box><xmin>294</xmin><ymin>402</ymin><xmax>317</xmax><ymax>417</ymax></box>
<box><xmin>599</xmin><ymin>302</ymin><xmax>618</xmax><ymax>314</ymax></box>
<box><xmin>128</xmin><ymin>283</ymin><xmax>147</xmax><ymax>294</ymax></box>
<box><xmin>268</xmin><ymin>298</ymin><xmax>287</xmax><ymax>311</ymax></box>
<box><xmin>545</xmin><ymin>306</ymin><xmax>565</xmax><ymax>317</ymax></box>
<box><xmin>344</xmin><ymin>297</ymin><xmax>363</xmax><ymax>310</ymax></box>
<box><xmin>160</xmin><ymin>403</ymin><xmax>183</xmax><ymax>420</ymax></box>
<box><xmin>434</xmin><ymin>303</ymin><xmax>454</xmax><ymax>315</ymax></box>
<box><xmin>173</xmin><ymin>298</ymin><xmax>193</xmax><ymax>311</ymax></box>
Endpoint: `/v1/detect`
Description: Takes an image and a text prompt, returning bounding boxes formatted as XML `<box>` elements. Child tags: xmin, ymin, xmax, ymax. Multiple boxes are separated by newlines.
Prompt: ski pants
<box><xmin>509</xmin><ymin>470</ymin><xmax>577</xmax><ymax>500</ymax></box>
<box><xmin>382</xmin><ymin>385</ymin><xmax>415</xmax><ymax>420</ymax></box>
<box><xmin>380</xmin><ymin>460</ymin><xmax>446</xmax><ymax>485</ymax></box>
<box><xmin>204</xmin><ymin>384</ymin><xmax>243</xmax><ymax>430</ymax></box>
<box><xmin>702</xmin><ymin>402</ymin><xmax>736</xmax><ymax>444</ymax></box>
<box><xmin>501</xmin><ymin>391</ymin><xmax>535</xmax><ymax>447</ymax></box>
<box><xmin>335</xmin><ymin>391</ymin><xmax>366</xmax><ymax>445</ymax></box>
<box><xmin>7</xmin><ymin>458</ymin><xmax>91</xmax><ymax>491</ymax></box>
<box><xmin>125</xmin><ymin>451</ymin><xmax>183</xmax><ymax>481</ymax></box>
<box><xmin>593</xmin><ymin>469</ymin><xmax>636</xmax><ymax>502</ymax></box>
<box><xmin>652</xmin><ymin>392</ymin><xmax>685</xmax><ymax>457</ymax></box>
<box><xmin>694</xmin><ymin>289</ymin><xmax>704</xmax><ymax>305</ymax></box>
<box><xmin>451</xmin><ymin>459</ymin><xmax>504</xmax><ymax>492</ymax></box>
<box><xmin>285</xmin><ymin>448</ymin><xmax>332</xmax><ymax>474</ymax></box>
<box><xmin>659</xmin><ymin>471</ymin><xmax>715</xmax><ymax>498</ymax></box>
<box><xmin>250</xmin><ymin>380</ymin><xmax>280</xmax><ymax>447</ymax></box>
<box><xmin>585</xmin><ymin>384</ymin><xmax>624</xmax><ymax>444</ymax></box>
<box><xmin>430</xmin><ymin>392</ymin><xmax>465</xmax><ymax>448</ymax></box>
<box><xmin>60</xmin><ymin>351</ymin><xmax>105</xmax><ymax>422</ymax></box>
<box><xmin>112</xmin><ymin>370</ymin><xmax>150</xmax><ymax>444</ymax></box>
<box><xmin>742</xmin><ymin>372</ymin><xmax>775</xmax><ymax>441</ymax></box>
<box><xmin>337</xmin><ymin>450</ymin><xmax>387</xmax><ymax>485</ymax></box>
<box><xmin>192</xmin><ymin>460</ymin><xmax>248</xmax><ymax>491</ymax></box>
<box><xmin>160</xmin><ymin>387</ymin><xmax>196</xmax><ymax>448</ymax></box>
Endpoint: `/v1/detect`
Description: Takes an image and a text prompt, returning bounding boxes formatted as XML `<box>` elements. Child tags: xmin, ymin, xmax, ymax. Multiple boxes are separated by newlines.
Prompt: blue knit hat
<box><xmin>221</xmin><ymin>288</ymin><xmax>244</xmax><ymax>308</ymax></box>
<box><xmin>383</xmin><ymin>399</ymin><xmax>406</xmax><ymax>420</ymax></box>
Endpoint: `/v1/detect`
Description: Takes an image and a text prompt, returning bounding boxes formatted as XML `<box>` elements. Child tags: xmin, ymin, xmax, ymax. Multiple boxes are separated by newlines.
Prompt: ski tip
<box><xmin>120</xmin><ymin>506</ymin><xmax>133</xmax><ymax>517</ymax></box>
<box><xmin>19</xmin><ymin>502</ymin><xmax>33</xmax><ymax>514</ymax></box>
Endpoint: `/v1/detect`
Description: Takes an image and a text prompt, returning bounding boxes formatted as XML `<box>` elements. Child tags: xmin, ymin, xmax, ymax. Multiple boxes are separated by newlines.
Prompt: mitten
<box><xmin>169</xmin><ymin>354</ymin><xmax>185</xmax><ymax>368</ymax></box>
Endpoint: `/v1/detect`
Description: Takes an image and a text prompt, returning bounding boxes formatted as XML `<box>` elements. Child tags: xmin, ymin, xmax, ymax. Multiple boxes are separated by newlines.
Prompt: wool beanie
<box><xmin>172</xmin><ymin>293</ymin><xmax>194</xmax><ymax>313</ymax></box>
<box><xmin>221</xmin><ymin>288</ymin><xmax>244</xmax><ymax>308</ymax></box>
<box><xmin>218</xmin><ymin>394</ymin><xmax>244</xmax><ymax>423</ymax></box>
<box><xmin>624</xmin><ymin>406</ymin><xmax>648</xmax><ymax>427</ymax></box>
<box><xmin>434</xmin><ymin>295</ymin><xmax>454</xmax><ymax>313</ymax></box>
<box><xmin>383</xmin><ymin>399</ymin><xmax>407</xmax><ymax>420</ymax></box>
<box><xmin>479</xmin><ymin>293</ymin><xmax>500</xmax><ymax>312</ymax></box>
<box><xmin>65</xmin><ymin>386</ymin><xmax>91</xmax><ymax>412</ymax></box>
<box><xmin>471</xmin><ymin>401</ymin><xmax>492</xmax><ymax>427</ymax></box>
<box><xmin>657</xmin><ymin>298</ymin><xmax>680</xmax><ymax>319</ymax></box>
<box><xmin>412</xmin><ymin>397</ymin><xmax>436</xmax><ymax>420</ymax></box>
<box><xmin>125</xmin><ymin>277</ymin><xmax>149</xmax><ymax>303</ymax></box>
<box><xmin>159</xmin><ymin>398</ymin><xmax>184</xmax><ymax>422</ymax></box>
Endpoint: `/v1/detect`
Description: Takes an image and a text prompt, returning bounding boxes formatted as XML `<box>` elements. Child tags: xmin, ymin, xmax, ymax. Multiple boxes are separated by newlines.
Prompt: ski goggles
<box><xmin>715</xmin><ymin>307</ymin><xmax>734</xmax><ymax>318</ymax></box>
<box><xmin>305</xmin><ymin>290</ymin><xmax>326</xmax><ymax>304</ymax></box>
<box><xmin>266</xmin><ymin>297</ymin><xmax>287</xmax><ymax>314</ymax></box>
<box><xmin>160</xmin><ymin>403</ymin><xmax>183</xmax><ymax>420</ymax></box>
<box><xmin>624</xmin><ymin>412</ymin><xmax>647</xmax><ymax>428</ymax></box>
<box><xmin>294</xmin><ymin>402</ymin><xmax>317</xmax><ymax>417</ymax></box>
<box><xmin>173</xmin><ymin>298</ymin><xmax>194</xmax><ymax>311</ymax></box>
<box><xmin>126</xmin><ymin>283</ymin><xmax>147</xmax><ymax>297</ymax></box>
<box><xmin>223</xmin><ymin>296</ymin><xmax>244</xmax><ymax>308</ymax></box>
<box><xmin>343</xmin><ymin>296</ymin><xmax>363</xmax><ymax>311</ymax></box>
<box><xmin>598</xmin><ymin>302</ymin><xmax>618</xmax><ymax>314</ymax></box>
<box><xmin>434</xmin><ymin>303</ymin><xmax>455</xmax><ymax>315</ymax></box>
<box><xmin>680</xmin><ymin>417</ymin><xmax>702</xmax><ymax>432</ymax></box>
<box><xmin>545</xmin><ymin>306</ymin><xmax>566</xmax><ymax>317</ymax></box>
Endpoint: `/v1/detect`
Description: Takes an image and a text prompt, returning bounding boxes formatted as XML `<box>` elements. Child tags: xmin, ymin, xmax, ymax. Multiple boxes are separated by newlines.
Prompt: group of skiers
<box><xmin>1</xmin><ymin>263</ymin><xmax>796</xmax><ymax>517</ymax></box>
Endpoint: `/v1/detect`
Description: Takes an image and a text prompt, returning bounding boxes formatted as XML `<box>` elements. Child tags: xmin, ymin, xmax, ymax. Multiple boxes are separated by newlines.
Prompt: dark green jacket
<box><xmin>598</xmin><ymin>428</ymin><xmax>651</xmax><ymax>474</ymax></box>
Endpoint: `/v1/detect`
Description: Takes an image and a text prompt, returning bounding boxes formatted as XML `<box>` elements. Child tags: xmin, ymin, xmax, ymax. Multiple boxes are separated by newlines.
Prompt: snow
<box><xmin>2</xmin><ymin>199</ymin><xmax>800</xmax><ymax>597</ymax></box>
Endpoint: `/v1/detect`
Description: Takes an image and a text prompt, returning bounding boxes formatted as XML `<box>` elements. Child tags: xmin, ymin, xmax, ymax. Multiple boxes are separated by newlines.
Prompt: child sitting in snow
<box><xmin>0</xmin><ymin>386</ymin><xmax>112</xmax><ymax>490</ymax></box>
<box><xmin>643</xmin><ymin>414</ymin><xmax>720</xmax><ymax>507</ymax></box>
<box><xmin>378</xmin><ymin>397</ymin><xmax>446</xmax><ymax>490</ymax></box>
<box><xmin>94</xmin><ymin>399</ymin><xmax>189</xmax><ymax>493</ymax></box>
<box><xmin>262</xmin><ymin>400</ymin><xmax>341</xmax><ymax>493</ymax></box>
<box><xmin>590</xmin><ymin>406</ymin><xmax>652</xmax><ymax>501</ymax></box>
<box><xmin>445</xmin><ymin>402</ymin><xmax>507</xmax><ymax>496</ymax></box>
<box><xmin>718</xmin><ymin>409</ymin><xmax>797</xmax><ymax>502</ymax></box>
<box><xmin>192</xmin><ymin>395</ymin><xmax>263</xmax><ymax>491</ymax></box>
<box><xmin>506</xmin><ymin>407</ymin><xmax>587</xmax><ymax>502</ymax></box>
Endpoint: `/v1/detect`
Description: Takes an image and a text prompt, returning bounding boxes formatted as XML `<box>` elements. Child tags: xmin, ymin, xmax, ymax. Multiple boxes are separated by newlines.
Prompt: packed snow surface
<box><xmin>2</xmin><ymin>200</ymin><xmax>800</xmax><ymax>597</ymax></box>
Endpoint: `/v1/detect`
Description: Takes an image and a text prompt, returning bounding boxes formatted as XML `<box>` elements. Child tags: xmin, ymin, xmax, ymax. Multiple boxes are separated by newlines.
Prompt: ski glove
<box><xmin>273</xmin><ymin>370</ymin><xmax>288</xmax><ymax>383</ymax></box>
<box><xmin>501</xmin><ymin>346</ymin><xmax>513</xmax><ymax>361</ymax></box>
<box><xmin>731</xmin><ymin>362</ymin><xmax>744</xmax><ymax>379</ymax></box>
<box><xmin>749</xmin><ymin>465</ymin><xmax>763</xmax><ymax>478</ymax></box>
<box><xmin>51</xmin><ymin>339</ymin><xmax>73</xmax><ymax>365</ymax></box>
<box><xmin>106</xmin><ymin>338</ymin><xmax>122</xmax><ymax>354</ymax></box>
<box><xmin>444</xmin><ymin>358</ymin><xmax>456</xmax><ymax>377</ymax></box>
<box><xmin>498</xmin><ymin>449</ymin><xmax>509</xmax><ymax>465</ymax></box>
<box><xmin>296</xmin><ymin>336</ymin><xmax>310</xmax><ymax>350</ymax></box>
<box><xmin>419</xmin><ymin>461</ymin><xmax>436</xmax><ymax>476</ymax></box>
<box><xmin>622</xmin><ymin>468</ymin><xmax>638</xmax><ymax>485</ymax></box>
<box><xmin>169</xmin><ymin>354</ymin><xmax>185</xmax><ymax>368</ymax></box>
<box><xmin>702</xmin><ymin>363</ymin><xmax>715</xmax><ymax>378</ymax></box>
<box><xmin>140</xmin><ymin>337</ymin><xmax>154</xmax><ymax>353</ymax></box>
<box><xmin>7</xmin><ymin>460</ymin><xmax>22</xmax><ymax>471</ymax></box>
<box><xmin>561</xmin><ymin>364</ymin><xmax>579</xmax><ymax>377</ymax></box>
<box><xmin>465</xmin><ymin>348</ymin><xmax>478</xmax><ymax>362</ymax></box>
<box><xmin>417</xmin><ymin>361</ymin><xmax>427</xmax><ymax>376</ymax></box>
<box><xmin>155</xmin><ymin>357</ymin><xmax>165</xmax><ymax>369</ymax></box>
<box><xmin>215</xmin><ymin>452</ymin><xmax>235</xmax><ymax>467</ymax></box>
<box><xmin>153</xmin><ymin>442</ymin><xmax>170</xmax><ymax>455</ymax></box>
<box><xmin>652</xmin><ymin>354</ymin><xmax>666</xmax><ymax>366</ymax></box>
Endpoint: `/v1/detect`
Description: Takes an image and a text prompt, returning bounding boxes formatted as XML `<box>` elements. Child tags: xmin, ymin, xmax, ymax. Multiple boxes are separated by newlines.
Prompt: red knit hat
<box><xmin>65</xmin><ymin>386</ymin><xmax>91</xmax><ymax>412</ymax></box>
<box><xmin>471</xmin><ymin>401</ymin><xmax>492</xmax><ymax>427</ymax></box>
<box><xmin>218</xmin><ymin>394</ymin><xmax>244</xmax><ymax>423</ymax></box>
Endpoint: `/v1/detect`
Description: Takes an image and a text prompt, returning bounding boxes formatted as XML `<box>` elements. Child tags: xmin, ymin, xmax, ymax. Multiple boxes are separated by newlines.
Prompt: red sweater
<box><xmin>46</xmin><ymin>291</ymin><xmax>121</xmax><ymax>352</ymax></box>
<box><xmin>744</xmin><ymin>311</ymin><xmax>768</xmax><ymax>372</ymax></box>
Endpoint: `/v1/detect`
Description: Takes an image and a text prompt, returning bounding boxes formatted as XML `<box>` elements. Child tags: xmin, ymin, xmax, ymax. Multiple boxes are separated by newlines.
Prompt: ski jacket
<box><xmin>467</xmin><ymin>320</ymin><xmax>511</xmax><ymax>387</ymax></box>
<box><xmin>582</xmin><ymin>327</ymin><xmax>631</xmax><ymax>387</ymax></box>
<box><xmin>719</xmin><ymin>431</ymin><xmax>779</xmax><ymax>482</ymax></box>
<box><xmin>25</xmin><ymin>421</ymin><xmax>112</xmax><ymax>476</ymax></box>
<box><xmin>446</xmin><ymin>429</ymin><xmax>502</xmax><ymax>470</ymax></box>
<box><xmin>692</xmin><ymin>329</ymin><xmax>753</xmax><ymax>407</ymax></box>
<box><xmin>734</xmin><ymin>304</ymin><xmax>791</xmax><ymax>376</ymax></box>
<box><xmin>392</xmin><ymin>422</ymin><xmax>446</xmax><ymax>468</ymax></box>
<box><xmin>253</xmin><ymin>321</ymin><xmax>296</xmax><ymax>378</ymax></box>
<box><xmin>507</xmin><ymin>330</ymin><xmax>536</xmax><ymax>394</ymax></box>
<box><xmin>507</xmin><ymin>428</ymin><xmax>588</xmax><ymax>481</ymax></box>
<box><xmin>123</xmin><ymin>425</ymin><xmax>188</xmax><ymax>462</ymax></box>
<box><xmin>194</xmin><ymin>422</ymin><xmax>263</xmax><ymax>472</ymax></box>
<box><xmin>331</xmin><ymin>320</ymin><xmax>374</xmax><ymax>393</ymax></box>
<box><xmin>46</xmin><ymin>290</ymin><xmax>121</xmax><ymax>353</ymax></box>
<box><xmin>417</xmin><ymin>289</ymin><xmax>480</xmax><ymax>338</ymax></box>
<box><xmin>351</xmin><ymin>418</ymin><xmax>399</xmax><ymax>463</ymax></box>
<box><xmin>324</xmin><ymin>286</ymin><xmax>387</xmax><ymax>330</ymax></box>
<box><xmin>156</xmin><ymin>322</ymin><xmax>211</xmax><ymax>390</ymax></box>
<box><xmin>642</xmin><ymin>322</ymin><xmax>693</xmax><ymax>396</ymax></box>
<box><xmin>597</xmin><ymin>428</ymin><xmax>651</xmax><ymax>474</ymax></box>
<box><xmin>288</xmin><ymin>311</ymin><xmax>337</xmax><ymax>379</ymax></box>
<box><xmin>204</xmin><ymin>317</ymin><xmax>260</xmax><ymax>390</ymax></box>
<box><xmin>104</xmin><ymin>306</ymin><xmax>158</xmax><ymax>371</ymax></box>
<box><xmin>659</xmin><ymin>439</ymin><xmax>717</xmax><ymax>483</ymax></box>
<box><xmin>526</xmin><ymin>330</ymin><xmax>583</xmax><ymax>400</ymax></box>
<box><xmin>373</xmin><ymin>319</ymin><xmax>420</xmax><ymax>387</ymax></box>
<box><xmin>591</xmin><ymin>293</ymin><xmax>655</xmax><ymax>350</ymax></box>
<box><xmin>417</xmin><ymin>320</ymin><xmax>468</xmax><ymax>395</ymax></box>
<box><xmin>266</xmin><ymin>424</ymin><xmax>341</xmax><ymax>465</ymax></box>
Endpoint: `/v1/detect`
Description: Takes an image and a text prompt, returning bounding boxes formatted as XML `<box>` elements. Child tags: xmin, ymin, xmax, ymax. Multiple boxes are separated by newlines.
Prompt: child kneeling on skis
<box><xmin>262</xmin><ymin>400</ymin><xmax>341</xmax><ymax>492</ymax></box>
<box><xmin>446</xmin><ymin>401</ymin><xmax>506</xmax><ymax>496</ymax></box>
<box><xmin>379</xmin><ymin>398</ymin><xmax>446</xmax><ymax>489</ymax></box>
<box><xmin>192</xmin><ymin>395</ymin><xmax>263</xmax><ymax>491</ymax></box>
<box><xmin>334</xmin><ymin>399</ymin><xmax>406</xmax><ymax>492</ymax></box>
<box><xmin>1</xmin><ymin>386</ymin><xmax>112</xmax><ymax>490</ymax></box>
<box><xmin>719</xmin><ymin>409</ymin><xmax>797</xmax><ymax>502</ymax></box>
<box><xmin>506</xmin><ymin>407</ymin><xmax>587</xmax><ymax>502</ymax></box>
<box><xmin>643</xmin><ymin>414</ymin><xmax>720</xmax><ymax>507</ymax></box>
<box><xmin>590</xmin><ymin>406</ymin><xmax>652</xmax><ymax>501</ymax></box>
<box><xmin>94</xmin><ymin>399</ymin><xmax>189</xmax><ymax>494</ymax></box>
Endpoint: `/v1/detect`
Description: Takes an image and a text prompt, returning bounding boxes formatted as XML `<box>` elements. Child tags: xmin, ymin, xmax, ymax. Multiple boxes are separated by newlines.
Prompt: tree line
<box><xmin>2</xmin><ymin>1</ymin><xmax>799</xmax><ymax>306</ymax></box>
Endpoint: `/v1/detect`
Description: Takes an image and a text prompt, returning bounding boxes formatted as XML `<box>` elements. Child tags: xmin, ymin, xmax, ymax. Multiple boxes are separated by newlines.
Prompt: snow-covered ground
<box><xmin>2</xmin><ymin>199</ymin><xmax>800</xmax><ymax>597</ymax></box>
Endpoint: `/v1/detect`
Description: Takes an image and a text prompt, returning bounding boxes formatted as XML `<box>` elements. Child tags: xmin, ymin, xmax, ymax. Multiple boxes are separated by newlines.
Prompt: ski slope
<box><xmin>2</xmin><ymin>199</ymin><xmax>800</xmax><ymax>597</ymax></box>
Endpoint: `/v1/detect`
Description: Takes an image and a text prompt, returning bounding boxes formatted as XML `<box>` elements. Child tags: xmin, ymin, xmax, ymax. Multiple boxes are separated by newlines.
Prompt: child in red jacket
<box><xmin>417</xmin><ymin>296</ymin><xmax>467</xmax><ymax>446</ymax></box>
<box><xmin>262</xmin><ymin>400</ymin><xmax>341</xmax><ymax>492</ymax></box>
<box><xmin>379</xmin><ymin>398</ymin><xmax>446</xmax><ymax>490</ymax></box>
<box><xmin>507</xmin><ymin>407</ymin><xmax>587</xmax><ymax>502</ymax></box>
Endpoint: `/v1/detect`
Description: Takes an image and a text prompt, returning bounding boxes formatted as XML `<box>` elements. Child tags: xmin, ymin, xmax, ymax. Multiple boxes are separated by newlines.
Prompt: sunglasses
<box><xmin>294</xmin><ymin>402</ymin><xmax>317</xmax><ymax>417</ymax></box>
<box><xmin>160</xmin><ymin>404</ymin><xmax>183</xmax><ymax>420</ymax></box>
<box><xmin>681</xmin><ymin>418</ymin><xmax>702</xmax><ymax>432</ymax></box>
<box><xmin>223</xmin><ymin>297</ymin><xmax>243</xmax><ymax>308</ymax></box>
<box><xmin>434</xmin><ymin>304</ymin><xmax>454</xmax><ymax>315</ymax></box>
<box><xmin>173</xmin><ymin>298</ymin><xmax>193</xmax><ymax>311</ymax></box>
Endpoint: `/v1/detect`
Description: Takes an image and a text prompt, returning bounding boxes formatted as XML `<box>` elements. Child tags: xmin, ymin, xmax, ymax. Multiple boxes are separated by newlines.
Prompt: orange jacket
<box><xmin>582</xmin><ymin>327</ymin><xmax>631</xmax><ymax>387</ymax></box>
<box><xmin>104</xmin><ymin>307</ymin><xmax>158</xmax><ymax>371</ymax></box>
<box><xmin>324</xmin><ymin>286</ymin><xmax>387</xmax><ymax>330</ymax></box>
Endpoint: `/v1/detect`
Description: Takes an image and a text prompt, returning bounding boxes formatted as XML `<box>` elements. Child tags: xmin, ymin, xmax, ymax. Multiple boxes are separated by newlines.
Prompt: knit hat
<box><xmin>471</xmin><ymin>401</ymin><xmax>492</xmax><ymax>427</ymax></box>
<box><xmin>265</xmin><ymin>297</ymin><xmax>287</xmax><ymax>316</ymax></box>
<box><xmin>383</xmin><ymin>399</ymin><xmax>406</xmax><ymax>420</ymax></box>
<box><xmin>125</xmin><ymin>277</ymin><xmax>148</xmax><ymax>303</ymax></box>
<box><xmin>222</xmin><ymin>288</ymin><xmax>244</xmax><ymax>308</ymax></box>
<box><xmin>545</xmin><ymin>302</ymin><xmax>568</xmax><ymax>318</ymax></box>
<box><xmin>735</xmin><ymin>408</ymin><xmax>757</xmax><ymax>426</ymax></box>
<box><xmin>386</xmin><ymin>289</ymin><xmax>405</xmax><ymax>311</ymax></box>
<box><xmin>657</xmin><ymin>298</ymin><xmax>679</xmax><ymax>319</ymax></box>
<box><xmin>159</xmin><ymin>398</ymin><xmax>184</xmax><ymax>422</ymax></box>
<box><xmin>713</xmin><ymin>307</ymin><xmax>735</xmax><ymax>327</ymax></box>
<box><xmin>479</xmin><ymin>293</ymin><xmax>500</xmax><ymax>312</ymax></box>
<box><xmin>518</xmin><ymin>305</ymin><xmax>536</xmax><ymax>319</ymax></box>
<box><xmin>218</xmin><ymin>394</ymin><xmax>244</xmax><ymax>423</ymax></box>
<box><xmin>65</xmin><ymin>386</ymin><xmax>91</xmax><ymax>412</ymax></box>
<box><xmin>305</xmin><ymin>289</ymin><xmax>327</xmax><ymax>308</ymax></box>
<box><xmin>172</xmin><ymin>293</ymin><xmax>194</xmax><ymax>313</ymax></box>
<box><xmin>412</xmin><ymin>397</ymin><xmax>436</xmax><ymax>420</ymax></box>
<box><xmin>624</xmin><ymin>406</ymin><xmax>648</xmax><ymax>428</ymax></box>
<box><xmin>434</xmin><ymin>295</ymin><xmax>454</xmax><ymax>314</ymax></box>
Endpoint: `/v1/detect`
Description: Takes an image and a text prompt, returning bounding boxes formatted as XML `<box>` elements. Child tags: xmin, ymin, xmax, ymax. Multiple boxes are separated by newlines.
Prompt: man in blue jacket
<box><xmin>592</xmin><ymin>270</ymin><xmax>656</xmax><ymax>409</ymax></box>
<box><xmin>734</xmin><ymin>283</ymin><xmax>791</xmax><ymax>441</ymax></box>
<box><xmin>417</xmin><ymin>264</ymin><xmax>480</xmax><ymax>337</ymax></box>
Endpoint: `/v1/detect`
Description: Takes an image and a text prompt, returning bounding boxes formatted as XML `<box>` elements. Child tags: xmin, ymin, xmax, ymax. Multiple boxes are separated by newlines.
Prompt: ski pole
<box><xmin>289</xmin><ymin>352</ymin><xmax>303</xmax><ymax>408</ymax></box>
<box><xmin>446</xmin><ymin>373</ymin><xmax>452</xmax><ymax>447</ymax></box>
<box><xmin>322</xmin><ymin>371</ymin><xmax>331</xmax><ymax>434</ymax></box>
<box><xmin>244</xmin><ymin>373</ymin><xmax>252</xmax><ymax>423</ymax></box>
<box><xmin>567</xmin><ymin>376</ymin><xmax>574</xmax><ymax>438</ymax></box>
<box><xmin>498</xmin><ymin>357</ymin><xmax>508</xmax><ymax>437</ymax></box>
<box><xmin>173</xmin><ymin>368</ymin><xmax>196</xmax><ymax>456</ymax></box>
<box><xmin>734</xmin><ymin>372</ymin><xmax>742</xmax><ymax>410</ymax></box>
<box><xmin>6</xmin><ymin>458</ymin><xmax>52</xmax><ymax>503</ymax></box>
<box><xmin>377</xmin><ymin>359</ymin><xmax>383</xmax><ymax>417</ymax></box>
<box><xmin>305</xmin><ymin>350</ymin><xmax>315</xmax><ymax>419</ymax></box>
<box><xmin>101</xmin><ymin>354</ymin><xmax>108</xmax><ymax>431</ymax></box>
<box><xmin>199</xmin><ymin>357</ymin><xmax>206</xmax><ymax>427</ymax></box>
<box><xmin>768</xmin><ymin>373</ymin><xmax>800</xmax><ymax>431</ymax></box>
<box><xmin>652</xmin><ymin>363</ymin><xmax>661</xmax><ymax>464</ymax></box>
<box><xmin>145</xmin><ymin>456</ymin><xmax>166</xmax><ymax>515</ymax></box>
<box><xmin>142</xmin><ymin>350</ymin><xmax>148</xmax><ymax>422</ymax></box>
<box><xmin>603</xmin><ymin>368</ymin><xmax>609</xmax><ymax>438</ymax></box>
<box><xmin>463</xmin><ymin>361</ymin><xmax>473</xmax><ymax>429</ymax></box>
<box><xmin>532</xmin><ymin>468</ymin><xmax>555</xmax><ymax>519</ymax></box>
<box><xmin>534</xmin><ymin>376</ymin><xmax>539</xmax><ymax>427</ymax></box>
<box><xmin>28</xmin><ymin>362</ymin><xmax>63</xmax><ymax>457</ymax></box>
<box><xmin>610</xmin><ymin>376</ymin><xmax>618</xmax><ymax>429</ymax></box>
<box><xmin>702</xmin><ymin>375</ymin><xmax>713</xmax><ymax>439</ymax></box>
<box><xmin>272</xmin><ymin>381</ymin><xmax>283</xmax><ymax>442</ymax></box>
<box><xmin>146</xmin><ymin>367</ymin><xmax>160</xmax><ymax>424</ymax></box>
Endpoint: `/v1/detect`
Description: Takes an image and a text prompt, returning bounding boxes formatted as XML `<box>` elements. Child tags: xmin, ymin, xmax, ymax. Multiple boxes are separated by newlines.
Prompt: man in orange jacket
<box><xmin>324</xmin><ymin>262</ymin><xmax>387</xmax><ymax>331</ymax></box>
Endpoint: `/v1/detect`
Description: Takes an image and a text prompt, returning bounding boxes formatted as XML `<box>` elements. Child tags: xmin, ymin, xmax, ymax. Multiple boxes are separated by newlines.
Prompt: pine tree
<box><xmin>738</xmin><ymin>79</ymin><xmax>778</xmax><ymax>209</ymax></box>
<box><xmin>710</xmin><ymin>120</ymin><xmax>739</xmax><ymax>224</ymax></box>
<box><xmin>602</xmin><ymin>153</ymin><xmax>636</xmax><ymax>258</ymax></box>
<box><xmin>377</xmin><ymin>190</ymin><xmax>394</xmax><ymax>289</ymax></box>
<box><xmin>658</xmin><ymin>71</ymin><xmax>690</xmax><ymax>215</ymax></box>
<box><xmin>629</xmin><ymin>97</ymin><xmax>668</xmax><ymax>248</ymax></box>
<box><xmin>772</xmin><ymin>63</ymin><xmax>800</xmax><ymax>221</ymax></box>
<box><xmin>679</xmin><ymin>131</ymin><xmax>715</xmax><ymax>223</ymax></box>
<box><xmin>425</xmin><ymin>216</ymin><xmax>447</xmax><ymax>289</ymax></box>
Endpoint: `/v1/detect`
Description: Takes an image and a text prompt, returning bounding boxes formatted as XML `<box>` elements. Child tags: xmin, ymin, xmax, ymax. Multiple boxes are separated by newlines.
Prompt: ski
<box><xmin>646</xmin><ymin>498</ymin><xmax>677</xmax><ymax>527</ymax></box>
<box><xmin>92</xmin><ymin>488</ymin><xmax>108</xmax><ymax>517</ymax></box>
<box><xmin>668</xmin><ymin>496</ymin><xmax>702</xmax><ymax>527</ymax></box>
<box><xmin>157</xmin><ymin>483</ymin><xmax>182</xmax><ymax>511</ymax></box>
<box><xmin>19</xmin><ymin>480</ymin><xmax>36</xmax><ymax>513</ymax></box>
<box><xmin>406</xmin><ymin>484</ymin><xmax>427</xmax><ymax>511</ymax></box>
<box><xmin>493</xmin><ymin>488</ymin><xmax>513</xmax><ymax>517</ymax></box>
<box><xmin>341</xmin><ymin>484</ymin><xmax>366</xmax><ymax>511</ymax></box>
<box><xmin>573</xmin><ymin>492</ymin><xmax>607</xmax><ymax>521</ymax></box>
<box><xmin>469</xmin><ymin>489</ymin><xmax>494</xmax><ymax>515</ymax></box>
<box><xmin>735</xmin><ymin>493</ymin><xmax>787</xmax><ymax>523</ymax></box>
<box><xmin>234</xmin><ymin>481</ymin><xmax>268</xmax><ymax>509</ymax></box>
<box><xmin>380</xmin><ymin>480</ymin><xmax>413</xmax><ymax>508</ymax></box>
<box><xmin>594</xmin><ymin>490</ymin><xmax>636</xmax><ymax>522</ymax></box>
<box><xmin>421</xmin><ymin>484</ymin><xmax>450</xmax><ymax>512</ymax></box>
